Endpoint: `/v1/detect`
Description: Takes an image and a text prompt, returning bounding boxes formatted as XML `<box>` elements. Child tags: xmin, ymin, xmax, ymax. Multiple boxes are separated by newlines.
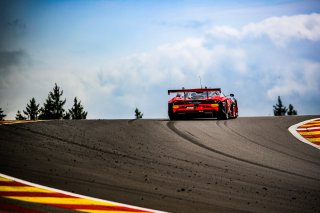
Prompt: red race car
<box><xmin>168</xmin><ymin>87</ymin><xmax>238</xmax><ymax>120</ymax></box>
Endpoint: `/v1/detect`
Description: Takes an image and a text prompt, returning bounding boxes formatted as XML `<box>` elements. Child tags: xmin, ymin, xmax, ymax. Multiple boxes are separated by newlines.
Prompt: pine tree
<box><xmin>69</xmin><ymin>97</ymin><xmax>87</xmax><ymax>119</ymax></box>
<box><xmin>287</xmin><ymin>104</ymin><xmax>297</xmax><ymax>115</ymax></box>
<box><xmin>39</xmin><ymin>95</ymin><xmax>54</xmax><ymax>119</ymax></box>
<box><xmin>39</xmin><ymin>83</ymin><xmax>66</xmax><ymax>119</ymax></box>
<box><xmin>23</xmin><ymin>97</ymin><xmax>40</xmax><ymax>120</ymax></box>
<box><xmin>16</xmin><ymin>110</ymin><xmax>26</xmax><ymax>120</ymax></box>
<box><xmin>50</xmin><ymin>83</ymin><xmax>66</xmax><ymax>119</ymax></box>
<box><xmin>0</xmin><ymin>107</ymin><xmax>6</xmax><ymax>121</ymax></box>
<box><xmin>134</xmin><ymin>108</ymin><xmax>143</xmax><ymax>119</ymax></box>
<box><xmin>273</xmin><ymin>96</ymin><xmax>287</xmax><ymax>116</ymax></box>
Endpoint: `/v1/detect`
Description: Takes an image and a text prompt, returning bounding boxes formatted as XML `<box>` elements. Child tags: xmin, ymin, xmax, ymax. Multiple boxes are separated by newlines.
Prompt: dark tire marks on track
<box><xmin>218</xmin><ymin>120</ymin><xmax>320</xmax><ymax>167</ymax></box>
<box><xmin>4</xmin><ymin>123</ymin><xmax>139</xmax><ymax>162</ymax></box>
<box><xmin>166</xmin><ymin>121</ymin><xmax>319</xmax><ymax>181</ymax></box>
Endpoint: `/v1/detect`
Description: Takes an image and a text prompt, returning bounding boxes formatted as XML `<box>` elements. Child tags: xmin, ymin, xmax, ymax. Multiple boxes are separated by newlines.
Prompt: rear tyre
<box><xmin>169</xmin><ymin>113</ymin><xmax>177</xmax><ymax>120</ymax></box>
<box><xmin>168</xmin><ymin>103</ymin><xmax>177</xmax><ymax>120</ymax></box>
<box><xmin>217</xmin><ymin>101</ymin><xmax>229</xmax><ymax>120</ymax></box>
<box><xmin>230</xmin><ymin>104</ymin><xmax>237</xmax><ymax>119</ymax></box>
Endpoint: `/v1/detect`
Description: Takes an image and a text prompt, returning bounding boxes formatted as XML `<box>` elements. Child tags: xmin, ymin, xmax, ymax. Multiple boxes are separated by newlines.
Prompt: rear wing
<box><xmin>168</xmin><ymin>88</ymin><xmax>221</xmax><ymax>95</ymax></box>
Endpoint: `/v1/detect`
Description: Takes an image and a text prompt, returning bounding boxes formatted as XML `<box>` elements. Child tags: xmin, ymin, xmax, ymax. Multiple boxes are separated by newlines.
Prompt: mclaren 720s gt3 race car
<box><xmin>168</xmin><ymin>87</ymin><xmax>238</xmax><ymax>120</ymax></box>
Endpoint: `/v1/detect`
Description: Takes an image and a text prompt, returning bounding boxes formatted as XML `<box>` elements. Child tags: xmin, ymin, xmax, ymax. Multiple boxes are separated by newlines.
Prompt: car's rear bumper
<box><xmin>172</xmin><ymin>104</ymin><xmax>219</xmax><ymax>113</ymax></box>
<box><xmin>169</xmin><ymin>103</ymin><xmax>220</xmax><ymax>119</ymax></box>
<box><xmin>174</xmin><ymin>111</ymin><xmax>218</xmax><ymax>118</ymax></box>
<box><xmin>172</xmin><ymin>108</ymin><xmax>220</xmax><ymax>118</ymax></box>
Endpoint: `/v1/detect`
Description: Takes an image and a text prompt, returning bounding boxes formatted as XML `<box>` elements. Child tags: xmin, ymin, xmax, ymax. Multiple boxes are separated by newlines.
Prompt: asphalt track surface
<box><xmin>1</xmin><ymin>116</ymin><xmax>320</xmax><ymax>213</ymax></box>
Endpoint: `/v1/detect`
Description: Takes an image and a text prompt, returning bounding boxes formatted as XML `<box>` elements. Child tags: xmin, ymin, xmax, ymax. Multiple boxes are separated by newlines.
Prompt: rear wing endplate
<box><xmin>168</xmin><ymin>88</ymin><xmax>221</xmax><ymax>95</ymax></box>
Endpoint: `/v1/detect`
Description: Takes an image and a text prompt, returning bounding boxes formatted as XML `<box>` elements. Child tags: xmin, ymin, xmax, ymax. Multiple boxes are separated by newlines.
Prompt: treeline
<box><xmin>273</xmin><ymin>96</ymin><xmax>297</xmax><ymax>116</ymax></box>
<box><xmin>14</xmin><ymin>83</ymin><xmax>87</xmax><ymax>120</ymax></box>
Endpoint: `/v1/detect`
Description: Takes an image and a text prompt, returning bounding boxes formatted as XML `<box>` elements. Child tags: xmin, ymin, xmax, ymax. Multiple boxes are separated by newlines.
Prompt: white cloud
<box><xmin>266</xmin><ymin>60</ymin><xmax>320</xmax><ymax>98</ymax></box>
<box><xmin>267</xmin><ymin>82</ymin><xmax>305</xmax><ymax>99</ymax></box>
<box><xmin>208</xmin><ymin>13</ymin><xmax>320</xmax><ymax>46</ymax></box>
<box><xmin>98</xmin><ymin>37</ymin><xmax>248</xmax><ymax>89</ymax></box>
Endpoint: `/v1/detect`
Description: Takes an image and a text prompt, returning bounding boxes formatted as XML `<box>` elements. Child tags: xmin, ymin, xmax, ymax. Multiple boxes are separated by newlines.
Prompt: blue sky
<box><xmin>1</xmin><ymin>0</ymin><xmax>320</xmax><ymax>119</ymax></box>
